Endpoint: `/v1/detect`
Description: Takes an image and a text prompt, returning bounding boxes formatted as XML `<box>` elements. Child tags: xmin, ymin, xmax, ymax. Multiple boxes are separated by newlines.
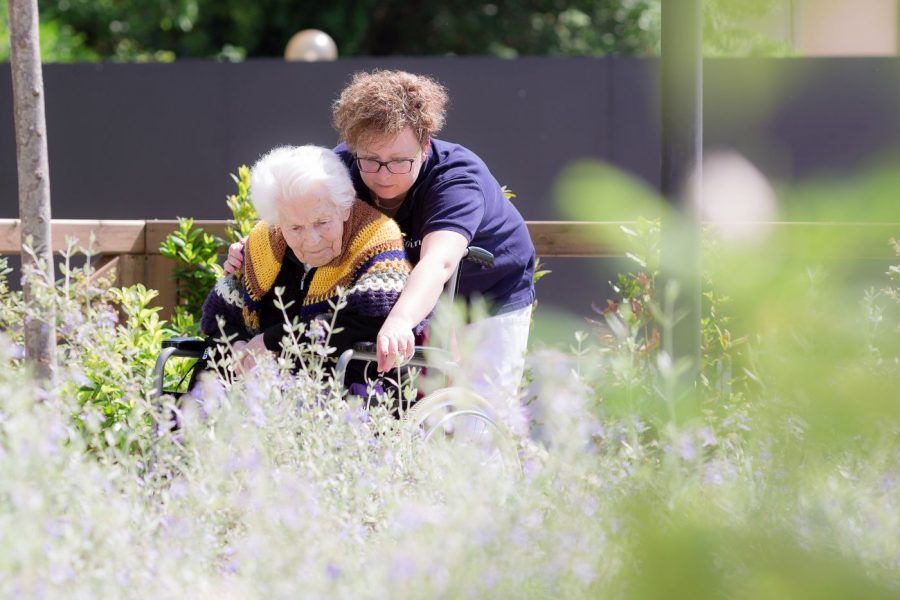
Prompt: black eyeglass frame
<box><xmin>353</xmin><ymin>146</ymin><xmax>423</xmax><ymax>175</ymax></box>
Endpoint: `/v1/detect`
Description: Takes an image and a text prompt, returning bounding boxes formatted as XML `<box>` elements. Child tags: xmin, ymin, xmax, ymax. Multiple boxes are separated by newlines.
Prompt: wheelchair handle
<box><xmin>463</xmin><ymin>246</ymin><xmax>494</xmax><ymax>268</ymax></box>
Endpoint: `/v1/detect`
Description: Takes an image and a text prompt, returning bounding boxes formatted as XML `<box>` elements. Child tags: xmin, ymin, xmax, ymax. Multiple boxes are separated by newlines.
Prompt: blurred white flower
<box><xmin>699</xmin><ymin>150</ymin><xmax>777</xmax><ymax>244</ymax></box>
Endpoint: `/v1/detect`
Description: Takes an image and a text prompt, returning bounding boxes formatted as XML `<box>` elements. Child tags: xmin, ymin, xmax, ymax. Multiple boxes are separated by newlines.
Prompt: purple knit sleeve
<box><xmin>200</xmin><ymin>279</ymin><xmax>248</xmax><ymax>339</ymax></box>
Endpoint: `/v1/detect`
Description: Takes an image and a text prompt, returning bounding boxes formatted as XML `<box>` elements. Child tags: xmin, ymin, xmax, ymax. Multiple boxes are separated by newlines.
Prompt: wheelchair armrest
<box><xmin>162</xmin><ymin>336</ymin><xmax>212</xmax><ymax>353</ymax></box>
<box><xmin>153</xmin><ymin>337</ymin><xmax>214</xmax><ymax>403</ymax></box>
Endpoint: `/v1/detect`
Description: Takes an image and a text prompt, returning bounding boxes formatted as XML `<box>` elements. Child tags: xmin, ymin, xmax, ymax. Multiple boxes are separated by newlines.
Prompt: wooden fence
<box><xmin>0</xmin><ymin>219</ymin><xmax>896</xmax><ymax>319</ymax></box>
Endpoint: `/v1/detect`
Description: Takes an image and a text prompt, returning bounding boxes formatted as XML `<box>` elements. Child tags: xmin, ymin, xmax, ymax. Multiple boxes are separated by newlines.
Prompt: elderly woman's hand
<box><xmin>235</xmin><ymin>334</ymin><xmax>268</xmax><ymax>372</ymax></box>
<box><xmin>376</xmin><ymin>316</ymin><xmax>416</xmax><ymax>372</ymax></box>
<box><xmin>223</xmin><ymin>238</ymin><xmax>246</xmax><ymax>276</ymax></box>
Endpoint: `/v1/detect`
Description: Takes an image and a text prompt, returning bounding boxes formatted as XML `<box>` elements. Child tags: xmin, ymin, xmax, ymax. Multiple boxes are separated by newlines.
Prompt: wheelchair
<box><xmin>151</xmin><ymin>247</ymin><xmax>520</xmax><ymax>473</ymax></box>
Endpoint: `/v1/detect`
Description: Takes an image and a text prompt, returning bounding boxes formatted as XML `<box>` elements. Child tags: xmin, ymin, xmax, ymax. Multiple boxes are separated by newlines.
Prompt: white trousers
<box><xmin>456</xmin><ymin>304</ymin><xmax>532</xmax><ymax>435</ymax></box>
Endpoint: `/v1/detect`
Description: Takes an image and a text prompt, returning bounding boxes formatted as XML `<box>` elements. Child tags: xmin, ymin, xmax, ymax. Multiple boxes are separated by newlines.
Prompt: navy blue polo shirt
<box><xmin>334</xmin><ymin>139</ymin><xmax>535</xmax><ymax>314</ymax></box>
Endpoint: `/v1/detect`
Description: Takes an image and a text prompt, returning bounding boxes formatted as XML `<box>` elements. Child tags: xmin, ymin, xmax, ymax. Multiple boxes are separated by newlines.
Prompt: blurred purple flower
<box><xmin>220</xmin><ymin>559</ymin><xmax>239</xmax><ymax>575</ymax></box>
<box><xmin>49</xmin><ymin>564</ymin><xmax>75</xmax><ymax>585</ymax></box>
<box><xmin>704</xmin><ymin>463</ymin><xmax>725</xmax><ymax>486</ymax></box>
<box><xmin>630</xmin><ymin>416</ymin><xmax>649</xmax><ymax>433</ymax></box>
<box><xmin>44</xmin><ymin>518</ymin><xmax>64</xmax><ymax>538</ymax></box>
<box><xmin>524</xmin><ymin>510</ymin><xmax>543</xmax><ymax>529</ymax></box>
<box><xmin>344</xmin><ymin>406</ymin><xmax>371</xmax><ymax>425</ymax></box>
<box><xmin>678</xmin><ymin>435</ymin><xmax>697</xmax><ymax>461</ymax></box>
<box><xmin>97</xmin><ymin>307</ymin><xmax>118</xmax><ymax>328</ymax></box>
<box><xmin>573</xmin><ymin>560</ymin><xmax>596</xmax><ymax>585</ymax></box>
<box><xmin>390</xmin><ymin>555</ymin><xmax>417</xmax><ymax>580</ymax></box>
<box><xmin>699</xmin><ymin>427</ymin><xmax>717</xmax><ymax>448</ymax></box>
<box><xmin>480</xmin><ymin>567</ymin><xmax>500</xmax><ymax>590</ymax></box>
<box><xmin>306</xmin><ymin>319</ymin><xmax>326</xmax><ymax>342</ymax></box>
<box><xmin>226</xmin><ymin>450</ymin><xmax>262</xmax><ymax>474</ymax></box>
<box><xmin>395</xmin><ymin>507</ymin><xmax>426</xmax><ymax>532</ymax></box>
<box><xmin>704</xmin><ymin>461</ymin><xmax>738</xmax><ymax>486</ymax></box>
<box><xmin>590</xmin><ymin>420</ymin><xmax>607</xmax><ymax>440</ymax></box>
<box><xmin>523</xmin><ymin>456</ymin><xmax>542</xmax><ymax>480</ymax></box>
<box><xmin>509</xmin><ymin>527</ymin><xmax>529</xmax><ymax>550</ymax></box>
<box><xmin>611</xmin><ymin>518</ymin><xmax>622</xmax><ymax>534</ymax></box>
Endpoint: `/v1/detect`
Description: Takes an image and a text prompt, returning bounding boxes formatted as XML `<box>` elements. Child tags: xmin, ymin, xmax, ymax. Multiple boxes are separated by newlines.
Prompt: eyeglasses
<box><xmin>354</xmin><ymin>148</ymin><xmax>422</xmax><ymax>175</ymax></box>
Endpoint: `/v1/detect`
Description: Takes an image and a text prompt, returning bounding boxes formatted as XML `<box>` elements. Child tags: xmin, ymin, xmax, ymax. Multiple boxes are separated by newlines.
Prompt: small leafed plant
<box><xmin>225</xmin><ymin>165</ymin><xmax>257</xmax><ymax>243</ymax></box>
<box><xmin>159</xmin><ymin>217</ymin><xmax>224</xmax><ymax>328</ymax></box>
<box><xmin>159</xmin><ymin>166</ymin><xmax>257</xmax><ymax>333</ymax></box>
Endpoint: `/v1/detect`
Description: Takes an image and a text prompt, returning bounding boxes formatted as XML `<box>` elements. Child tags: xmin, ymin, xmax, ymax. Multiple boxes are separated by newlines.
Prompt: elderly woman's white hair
<box><xmin>250</xmin><ymin>145</ymin><xmax>356</xmax><ymax>225</ymax></box>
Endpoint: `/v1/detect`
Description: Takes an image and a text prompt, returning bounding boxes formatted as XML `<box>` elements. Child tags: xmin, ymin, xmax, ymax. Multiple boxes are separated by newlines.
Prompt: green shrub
<box><xmin>159</xmin><ymin>166</ymin><xmax>256</xmax><ymax>333</ymax></box>
<box><xmin>226</xmin><ymin>165</ymin><xmax>257</xmax><ymax>243</ymax></box>
<box><xmin>158</xmin><ymin>218</ymin><xmax>225</xmax><ymax>330</ymax></box>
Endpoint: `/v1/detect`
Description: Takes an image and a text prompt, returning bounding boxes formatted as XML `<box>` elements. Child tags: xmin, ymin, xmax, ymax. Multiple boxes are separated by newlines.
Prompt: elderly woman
<box><xmin>201</xmin><ymin>144</ymin><xmax>416</xmax><ymax>392</ymax></box>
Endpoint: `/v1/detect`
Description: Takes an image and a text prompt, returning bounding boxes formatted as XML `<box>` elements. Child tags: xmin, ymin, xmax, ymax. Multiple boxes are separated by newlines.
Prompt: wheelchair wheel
<box><xmin>403</xmin><ymin>387</ymin><xmax>521</xmax><ymax>475</ymax></box>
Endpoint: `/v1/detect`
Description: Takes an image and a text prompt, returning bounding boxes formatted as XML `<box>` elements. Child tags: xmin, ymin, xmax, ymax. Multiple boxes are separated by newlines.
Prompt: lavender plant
<box><xmin>0</xmin><ymin>175</ymin><xmax>897</xmax><ymax>598</ymax></box>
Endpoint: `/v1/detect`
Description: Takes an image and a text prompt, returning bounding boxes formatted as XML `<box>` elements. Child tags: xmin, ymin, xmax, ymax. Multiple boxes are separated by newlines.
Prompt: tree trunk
<box><xmin>8</xmin><ymin>0</ymin><xmax>57</xmax><ymax>383</ymax></box>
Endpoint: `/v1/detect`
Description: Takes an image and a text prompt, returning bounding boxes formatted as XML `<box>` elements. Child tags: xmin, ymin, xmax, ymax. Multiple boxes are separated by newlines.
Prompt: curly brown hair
<box><xmin>332</xmin><ymin>70</ymin><xmax>448</xmax><ymax>150</ymax></box>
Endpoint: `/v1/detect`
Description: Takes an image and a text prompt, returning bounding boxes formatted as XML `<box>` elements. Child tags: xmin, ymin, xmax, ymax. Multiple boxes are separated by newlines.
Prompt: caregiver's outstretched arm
<box><xmin>376</xmin><ymin>230</ymin><xmax>467</xmax><ymax>372</ymax></box>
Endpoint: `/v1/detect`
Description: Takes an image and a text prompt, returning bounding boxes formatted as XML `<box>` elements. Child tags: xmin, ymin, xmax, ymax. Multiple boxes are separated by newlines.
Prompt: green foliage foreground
<box><xmin>0</xmin><ymin>178</ymin><xmax>898</xmax><ymax>597</ymax></box>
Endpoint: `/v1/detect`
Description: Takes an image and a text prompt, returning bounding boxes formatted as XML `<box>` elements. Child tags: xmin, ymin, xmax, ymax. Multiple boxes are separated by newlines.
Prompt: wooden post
<box><xmin>8</xmin><ymin>0</ymin><xmax>56</xmax><ymax>383</ymax></box>
<box><xmin>91</xmin><ymin>254</ymin><xmax>145</xmax><ymax>289</ymax></box>
<box><xmin>147</xmin><ymin>254</ymin><xmax>178</xmax><ymax>321</ymax></box>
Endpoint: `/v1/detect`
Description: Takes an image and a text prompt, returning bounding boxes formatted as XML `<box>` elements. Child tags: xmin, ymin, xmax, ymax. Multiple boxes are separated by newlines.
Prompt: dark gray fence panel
<box><xmin>2</xmin><ymin>58</ymin><xmax>615</xmax><ymax>221</ymax></box>
<box><xmin>3</xmin><ymin>57</ymin><xmax>900</xmax><ymax>317</ymax></box>
<box><xmin>704</xmin><ymin>58</ymin><xmax>900</xmax><ymax>181</ymax></box>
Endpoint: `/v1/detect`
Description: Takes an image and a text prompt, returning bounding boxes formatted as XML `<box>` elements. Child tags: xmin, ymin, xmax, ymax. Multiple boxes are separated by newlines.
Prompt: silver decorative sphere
<box><xmin>284</xmin><ymin>29</ymin><xmax>338</xmax><ymax>62</ymax></box>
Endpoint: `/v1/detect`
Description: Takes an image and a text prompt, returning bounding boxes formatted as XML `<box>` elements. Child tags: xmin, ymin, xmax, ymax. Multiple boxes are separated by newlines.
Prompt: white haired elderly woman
<box><xmin>200</xmin><ymin>145</ymin><xmax>419</xmax><ymax>393</ymax></box>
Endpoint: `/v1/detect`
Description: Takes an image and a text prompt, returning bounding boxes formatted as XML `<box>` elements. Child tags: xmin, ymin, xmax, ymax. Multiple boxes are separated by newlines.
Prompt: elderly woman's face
<box><xmin>277</xmin><ymin>185</ymin><xmax>349</xmax><ymax>267</ymax></box>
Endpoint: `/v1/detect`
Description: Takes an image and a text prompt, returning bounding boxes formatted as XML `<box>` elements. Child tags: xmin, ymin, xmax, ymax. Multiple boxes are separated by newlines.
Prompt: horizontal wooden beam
<box><xmin>0</xmin><ymin>219</ymin><xmax>146</xmax><ymax>253</ymax></box>
<box><xmin>748</xmin><ymin>221</ymin><xmax>899</xmax><ymax>260</ymax></box>
<box><xmin>0</xmin><ymin>219</ymin><xmax>897</xmax><ymax>258</ymax></box>
<box><xmin>526</xmin><ymin>221</ymin><xmax>627</xmax><ymax>257</ymax></box>
<box><xmin>144</xmin><ymin>220</ymin><xmax>231</xmax><ymax>254</ymax></box>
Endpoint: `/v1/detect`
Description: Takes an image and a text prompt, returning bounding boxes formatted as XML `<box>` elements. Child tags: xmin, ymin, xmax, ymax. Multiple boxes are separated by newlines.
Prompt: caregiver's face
<box><xmin>354</xmin><ymin>126</ymin><xmax>427</xmax><ymax>204</ymax></box>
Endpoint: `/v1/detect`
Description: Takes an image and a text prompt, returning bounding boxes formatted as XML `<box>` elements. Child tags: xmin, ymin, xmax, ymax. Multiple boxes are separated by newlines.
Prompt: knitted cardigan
<box><xmin>201</xmin><ymin>199</ymin><xmax>412</xmax><ymax>340</ymax></box>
